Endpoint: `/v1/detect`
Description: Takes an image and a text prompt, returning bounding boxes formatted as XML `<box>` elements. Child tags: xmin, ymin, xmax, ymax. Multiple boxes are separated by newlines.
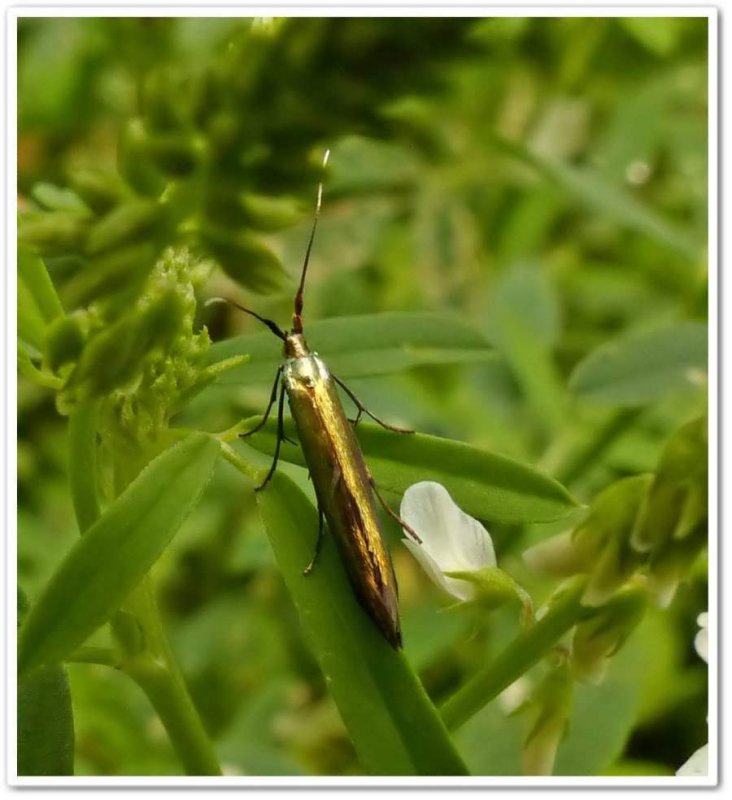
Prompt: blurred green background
<box><xmin>18</xmin><ymin>16</ymin><xmax>708</xmax><ymax>776</ymax></box>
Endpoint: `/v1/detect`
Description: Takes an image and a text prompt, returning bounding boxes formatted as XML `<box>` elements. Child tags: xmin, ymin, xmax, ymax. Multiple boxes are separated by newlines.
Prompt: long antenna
<box><xmin>205</xmin><ymin>297</ymin><xmax>287</xmax><ymax>341</ymax></box>
<box><xmin>292</xmin><ymin>148</ymin><xmax>330</xmax><ymax>334</ymax></box>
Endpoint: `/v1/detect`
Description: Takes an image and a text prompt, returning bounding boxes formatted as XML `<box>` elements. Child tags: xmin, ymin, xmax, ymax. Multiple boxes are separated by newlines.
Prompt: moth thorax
<box><xmin>284</xmin><ymin>332</ymin><xmax>310</xmax><ymax>359</ymax></box>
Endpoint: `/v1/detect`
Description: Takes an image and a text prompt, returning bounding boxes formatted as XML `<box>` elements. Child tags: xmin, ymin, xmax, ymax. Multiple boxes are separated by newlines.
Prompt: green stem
<box><xmin>120</xmin><ymin>575</ymin><xmax>222</xmax><ymax>776</ymax></box>
<box><xmin>555</xmin><ymin>409</ymin><xmax>642</xmax><ymax>487</ymax></box>
<box><xmin>18</xmin><ymin>347</ymin><xmax>64</xmax><ymax>389</ymax></box>
<box><xmin>439</xmin><ymin>579</ymin><xmax>592</xmax><ymax>731</ymax></box>
<box><xmin>65</xmin><ymin>587</ymin><xmax>223</xmax><ymax>776</ymax></box>
<box><xmin>126</xmin><ymin>656</ymin><xmax>222</xmax><ymax>776</ymax></box>
<box><xmin>107</xmin><ymin>449</ymin><xmax>222</xmax><ymax>777</ymax></box>
<box><xmin>68</xmin><ymin>401</ymin><xmax>102</xmax><ymax>533</ymax></box>
<box><xmin>220</xmin><ymin>440</ymin><xmax>261</xmax><ymax>481</ymax></box>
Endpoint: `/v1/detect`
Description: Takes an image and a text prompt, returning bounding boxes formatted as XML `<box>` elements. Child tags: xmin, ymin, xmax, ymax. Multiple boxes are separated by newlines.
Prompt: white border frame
<box><xmin>4</xmin><ymin>2</ymin><xmax>719</xmax><ymax>790</ymax></box>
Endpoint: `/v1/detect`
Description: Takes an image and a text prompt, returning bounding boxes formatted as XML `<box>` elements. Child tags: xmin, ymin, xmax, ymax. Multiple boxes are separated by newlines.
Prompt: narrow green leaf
<box><xmin>18</xmin><ymin>279</ymin><xmax>48</xmax><ymax>353</ymax></box>
<box><xmin>489</xmin><ymin>265</ymin><xmax>565</xmax><ymax>434</ymax></box>
<box><xmin>256</xmin><ymin>473</ymin><xmax>469</xmax><ymax>776</ymax></box>
<box><xmin>495</xmin><ymin>137</ymin><xmax>701</xmax><ymax>260</ymax></box>
<box><xmin>18</xmin><ymin>246</ymin><xmax>64</xmax><ymax>353</ymax></box>
<box><xmin>620</xmin><ymin>17</ymin><xmax>685</xmax><ymax>57</ymax></box>
<box><xmin>18</xmin><ymin>433</ymin><xmax>220</xmax><ymax>679</ymax></box>
<box><xmin>32</xmin><ymin>182</ymin><xmax>89</xmax><ymax>213</ymax></box>
<box><xmin>68</xmin><ymin>402</ymin><xmax>101</xmax><ymax>533</ymax></box>
<box><xmin>18</xmin><ymin>246</ymin><xmax>64</xmax><ymax>323</ymax></box>
<box><xmin>18</xmin><ymin>666</ymin><xmax>75</xmax><ymax>776</ymax></box>
<box><xmin>545</xmin><ymin>161</ymin><xmax>700</xmax><ymax>261</ymax></box>
<box><xmin>207</xmin><ymin>311</ymin><xmax>495</xmax><ymax>384</ymax></box>
<box><xmin>245</xmin><ymin>421</ymin><xmax>577</xmax><ymax>524</ymax></box>
<box><xmin>17</xmin><ymin>589</ymin><xmax>74</xmax><ymax>776</ymax></box>
<box><xmin>569</xmin><ymin>322</ymin><xmax>708</xmax><ymax>406</ymax></box>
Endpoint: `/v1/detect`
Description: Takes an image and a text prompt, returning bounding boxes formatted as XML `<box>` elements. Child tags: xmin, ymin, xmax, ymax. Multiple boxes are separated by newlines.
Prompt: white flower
<box><xmin>497</xmin><ymin>677</ymin><xmax>531</xmax><ymax>716</ymax></box>
<box><xmin>694</xmin><ymin>612</ymin><xmax>708</xmax><ymax>663</ymax></box>
<box><xmin>400</xmin><ymin>481</ymin><xmax>496</xmax><ymax>602</ymax></box>
<box><xmin>677</xmin><ymin>744</ymin><xmax>708</xmax><ymax>777</ymax></box>
<box><xmin>676</xmin><ymin>610</ymin><xmax>709</xmax><ymax>777</ymax></box>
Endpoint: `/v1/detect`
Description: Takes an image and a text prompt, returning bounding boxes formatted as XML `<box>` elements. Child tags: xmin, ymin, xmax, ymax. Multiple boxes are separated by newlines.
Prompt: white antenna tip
<box><xmin>322</xmin><ymin>149</ymin><xmax>331</xmax><ymax>167</ymax></box>
<box><xmin>204</xmin><ymin>297</ymin><xmax>226</xmax><ymax>308</ymax></box>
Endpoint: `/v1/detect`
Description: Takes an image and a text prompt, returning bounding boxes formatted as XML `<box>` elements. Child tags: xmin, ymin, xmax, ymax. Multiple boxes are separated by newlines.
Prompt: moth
<box><xmin>211</xmin><ymin>152</ymin><xmax>421</xmax><ymax>648</ymax></box>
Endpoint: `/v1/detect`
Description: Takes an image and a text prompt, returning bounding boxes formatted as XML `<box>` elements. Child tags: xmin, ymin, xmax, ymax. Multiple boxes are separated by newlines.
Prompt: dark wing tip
<box><xmin>385</xmin><ymin>621</ymin><xmax>403</xmax><ymax>650</ymax></box>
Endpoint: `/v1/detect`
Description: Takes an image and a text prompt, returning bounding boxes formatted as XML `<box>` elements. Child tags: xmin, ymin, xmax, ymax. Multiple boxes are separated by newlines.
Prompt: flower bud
<box><xmin>524</xmin><ymin>475</ymin><xmax>650</xmax><ymax>606</ymax></box>
<box><xmin>19</xmin><ymin>211</ymin><xmax>90</xmax><ymax>257</ymax></box>
<box><xmin>631</xmin><ymin>417</ymin><xmax>707</xmax><ymax>554</ymax></box>
<box><xmin>145</xmin><ymin>133</ymin><xmax>207</xmax><ymax>178</ymax></box>
<box><xmin>582</xmin><ymin>474</ymin><xmax>650</xmax><ymax>606</ymax></box>
<box><xmin>522</xmin><ymin>664</ymin><xmax>573</xmax><ymax>776</ymax></box>
<box><xmin>45</xmin><ymin>314</ymin><xmax>87</xmax><ymax>372</ymax></box>
<box><xmin>571</xmin><ymin>583</ymin><xmax>647</xmax><ymax>684</ymax></box>
<box><xmin>203</xmin><ymin>227</ymin><xmax>287</xmax><ymax>294</ymax></box>
<box><xmin>118</xmin><ymin>118</ymin><xmax>166</xmax><ymax>196</ymax></box>
<box><xmin>69</xmin><ymin>169</ymin><xmax>131</xmax><ymax>214</ymax></box>
<box><xmin>647</xmin><ymin>521</ymin><xmax>707</xmax><ymax>608</ymax></box>
<box><xmin>86</xmin><ymin>200</ymin><xmax>162</xmax><ymax>257</ymax></box>
<box><xmin>64</xmin><ymin>242</ymin><xmax>159</xmax><ymax>309</ymax></box>
<box><xmin>62</xmin><ymin>290</ymin><xmax>185</xmax><ymax>402</ymax></box>
<box><xmin>523</xmin><ymin>529</ymin><xmax>598</xmax><ymax>577</ymax></box>
<box><xmin>240</xmin><ymin>193</ymin><xmax>303</xmax><ymax>231</ymax></box>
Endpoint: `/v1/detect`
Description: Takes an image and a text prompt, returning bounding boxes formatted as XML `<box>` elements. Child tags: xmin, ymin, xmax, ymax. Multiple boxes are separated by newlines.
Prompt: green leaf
<box><xmin>245</xmin><ymin>421</ymin><xmax>577</xmax><ymax>524</ymax></box>
<box><xmin>544</xmin><ymin>161</ymin><xmax>701</xmax><ymax>261</ymax></box>
<box><xmin>569</xmin><ymin>321</ymin><xmax>707</xmax><ymax>406</ymax></box>
<box><xmin>256</xmin><ymin>472</ymin><xmax>468</xmax><ymax>776</ymax></box>
<box><xmin>620</xmin><ymin>17</ymin><xmax>686</xmax><ymax>57</ymax></box>
<box><xmin>32</xmin><ymin>182</ymin><xmax>89</xmax><ymax>213</ymax></box>
<box><xmin>18</xmin><ymin>279</ymin><xmax>48</xmax><ymax>353</ymax></box>
<box><xmin>18</xmin><ymin>665</ymin><xmax>75</xmax><ymax>776</ymax></box>
<box><xmin>68</xmin><ymin>402</ymin><xmax>101</xmax><ymax>533</ymax></box>
<box><xmin>17</xmin><ymin>589</ymin><xmax>74</xmax><ymax>776</ymax></box>
<box><xmin>18</xmin><ymin>433</ymin><xmax>220</xmax><ymax>679</ymax></box>
<box><xmin>496</xmin><ymin>137</ymin><xmax>701</xmax><ymax>260</ymax></box>
<box><xmin>488</xmin><ymin>265</ymin><xmax>565</xmax><ymax>434</ymax></box>
<box><xmin>207</xmin><ymin>311</ymin><xmax>495</xmax><ymax>385</ymax></box>
<box><xmin>18</xmin><ymin>246</ymin><xmax>64</xmax><ymax>352</ymax></box>
<box><xmin>19</xmin><ymin>247</ymin><xmax>64</xmax><ymax>323</ymax></box>
<box><xmin>450</xmin><ymin>585</ymin><xmax>654</xmax><ymax>775</ymax></box>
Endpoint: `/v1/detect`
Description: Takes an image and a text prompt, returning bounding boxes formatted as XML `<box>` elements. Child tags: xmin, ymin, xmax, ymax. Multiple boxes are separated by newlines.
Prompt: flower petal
<box><xmin>677</xmin><ymin>743</ymin><xmax>708</xmax><ymax>777</ymax></box>
<box><xmin>402</xmin><ymin>539</ymin><xmax>474</xmax><ymax>602</ymax></box>
<box><xmin>400</xmin><ymin>482</ymin><xmax>496</xmax><ymax>573</ymax></box>
<box><xmin>694</xmin><ymin>612</ymin><xmax>708</xmax><ymax>663</ymax></box>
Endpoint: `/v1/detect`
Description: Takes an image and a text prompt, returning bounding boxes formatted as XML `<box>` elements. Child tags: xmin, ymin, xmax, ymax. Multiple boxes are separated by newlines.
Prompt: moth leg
<box><xmin>239</xmin><ymin>365</ymin><xmax>283</xmax><ymax>438</ymax></box>
<box><xmin>368</xmin><ymin>476</ymin><xmax>423</xmax><ymax>544</ymax></box>
<box><xmin>303</xmin><ymin>506</ymin><xmax>326</xmax><ymax>576</ymax></box>
<box><xmin>304</xmin><ymin>465</ymin><xmax>340</xmax><ymax>574</ymax></box>
<box><xmin>332</xmin><ymin>374</ymin><xmax>413</xmax><ymax>434</ymax></box>
<box><xmin>254</xmin><ymin>380</ymin><xmax>287</xmax><ymax>492</ymax></box>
